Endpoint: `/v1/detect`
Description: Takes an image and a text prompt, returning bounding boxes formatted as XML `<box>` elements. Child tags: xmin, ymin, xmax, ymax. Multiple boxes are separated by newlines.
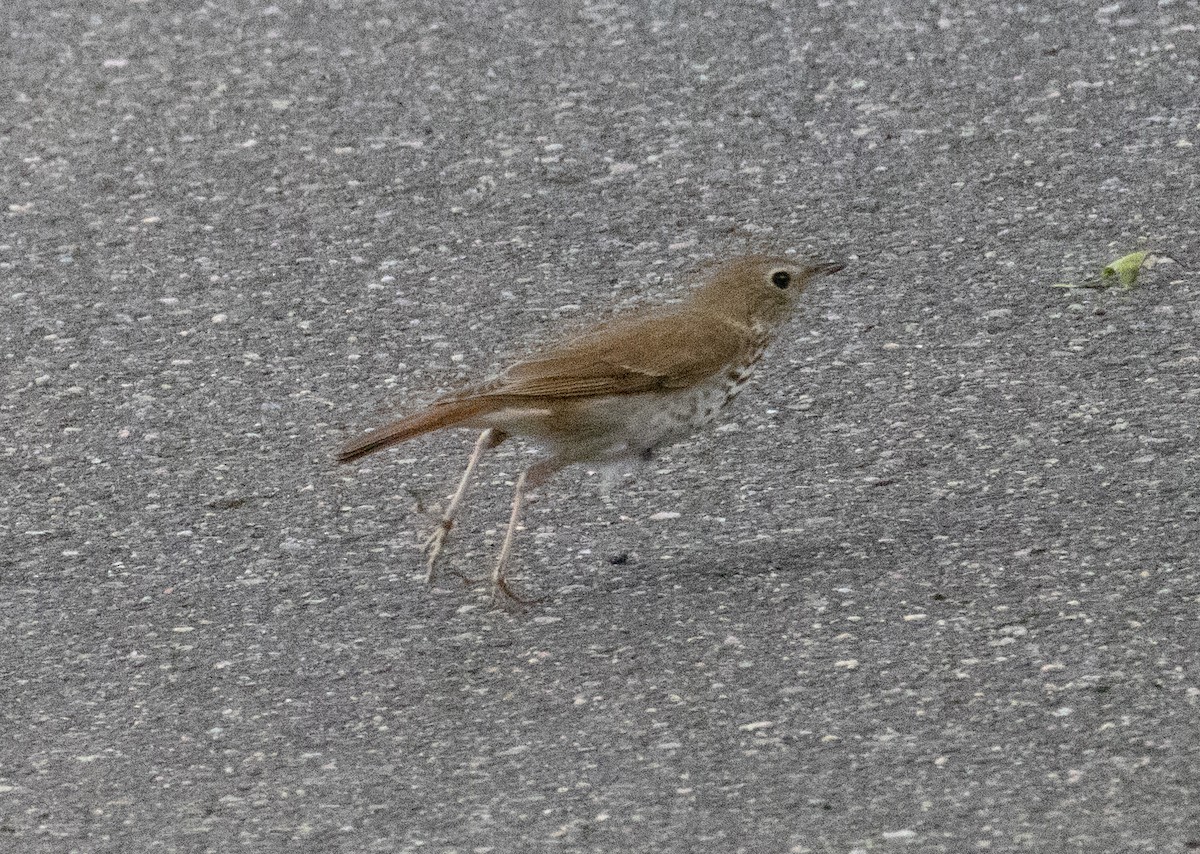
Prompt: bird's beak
<box><xmin>810</xmin><ymin>260</ymin><xmax>847</xmax><ymax>276</ymax></box>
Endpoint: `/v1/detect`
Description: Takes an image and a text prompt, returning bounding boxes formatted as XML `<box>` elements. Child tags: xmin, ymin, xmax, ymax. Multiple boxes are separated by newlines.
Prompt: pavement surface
<box><xmin>3</xmin><ymin>1</ymin><xmax>1199</xmax><ymax>851</ymax></box>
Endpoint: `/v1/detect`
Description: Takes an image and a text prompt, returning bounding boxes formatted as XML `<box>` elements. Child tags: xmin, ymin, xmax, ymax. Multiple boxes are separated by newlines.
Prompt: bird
<box><xmin>338</xmin><ymin>252</ymin><xmax>846</xmax><ymax>602</ymax></box>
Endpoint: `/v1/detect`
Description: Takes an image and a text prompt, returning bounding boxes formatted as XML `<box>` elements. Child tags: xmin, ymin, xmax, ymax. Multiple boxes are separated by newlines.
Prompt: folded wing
<box><xmin>456</xmin><ymin>308</ymin><xmax>747</xmax><ymax>401</ymax></box>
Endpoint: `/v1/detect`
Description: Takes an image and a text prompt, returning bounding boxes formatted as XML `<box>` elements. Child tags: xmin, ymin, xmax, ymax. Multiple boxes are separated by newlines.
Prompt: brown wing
<box><xmin>450</xmin><ymin>308</ymin><xmax>748</xmax><ymax>401</ymax></box>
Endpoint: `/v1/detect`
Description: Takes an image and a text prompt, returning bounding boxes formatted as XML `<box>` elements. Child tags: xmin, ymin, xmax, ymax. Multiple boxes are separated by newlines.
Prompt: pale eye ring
<box><xmin>771</xmin><ymin>270</ymin><xmax>791</xmax><ymax>289</ymax></box>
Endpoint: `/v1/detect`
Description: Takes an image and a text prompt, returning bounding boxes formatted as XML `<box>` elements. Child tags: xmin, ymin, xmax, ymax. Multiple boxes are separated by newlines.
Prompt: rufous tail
<box><xmin>338</xmin><ymin>399</ymin><xmax>492</xmax><ymax>463</ymax></box>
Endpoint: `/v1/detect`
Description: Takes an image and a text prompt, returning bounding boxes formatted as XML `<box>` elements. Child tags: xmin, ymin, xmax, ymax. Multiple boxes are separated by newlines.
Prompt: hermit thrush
<box><xmin>339</xmin><ymin>253</ymin><xmax>845</xmax><ymax>601</ymax></box>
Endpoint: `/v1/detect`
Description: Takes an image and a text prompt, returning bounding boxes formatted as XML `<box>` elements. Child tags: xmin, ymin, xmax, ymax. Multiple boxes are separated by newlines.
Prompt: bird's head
<box><xmin>692</xmin><ymin>254</ymin><xmax>846</xmax><ymax>331</ymax></box>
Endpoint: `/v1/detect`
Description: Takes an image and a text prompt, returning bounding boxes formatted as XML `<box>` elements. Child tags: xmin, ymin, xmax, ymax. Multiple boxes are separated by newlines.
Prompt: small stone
<box><xmin>738</xmin><ymin>721</ymin><xmax>774</xmax><ymax>731</ymax></box>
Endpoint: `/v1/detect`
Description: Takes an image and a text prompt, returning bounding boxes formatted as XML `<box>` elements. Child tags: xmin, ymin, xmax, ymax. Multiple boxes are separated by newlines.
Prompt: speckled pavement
<box><xmin>3</xmin><ymin>2</ymin><xmax>1198</xmax><ymax>851</ymax></box>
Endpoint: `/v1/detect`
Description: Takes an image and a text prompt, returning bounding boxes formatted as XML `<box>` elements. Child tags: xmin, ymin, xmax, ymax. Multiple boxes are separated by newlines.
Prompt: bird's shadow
<box><xmin>565</xmin><ymin>504</ymin><xmax>967</xmax><ymax>602</ymax></box>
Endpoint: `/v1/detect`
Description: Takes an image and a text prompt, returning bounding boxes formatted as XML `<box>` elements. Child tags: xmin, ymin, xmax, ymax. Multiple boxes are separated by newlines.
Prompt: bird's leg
<box><xmin>423</xmin><ymin>428</ymin><xmax>507</xmax><ymax>583</ymax></box>
<box><xmin>491</xmin><ymin>458</ymin><xmax>563</xmax><ymax>604</ymax></box>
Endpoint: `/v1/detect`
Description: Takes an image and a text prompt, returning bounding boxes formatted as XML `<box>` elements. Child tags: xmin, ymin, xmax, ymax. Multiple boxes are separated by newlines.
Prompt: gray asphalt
<box><xmin>3</xmin><ymin>1</ymin><xmax>1199</xmax><ymax>852</ymax></box>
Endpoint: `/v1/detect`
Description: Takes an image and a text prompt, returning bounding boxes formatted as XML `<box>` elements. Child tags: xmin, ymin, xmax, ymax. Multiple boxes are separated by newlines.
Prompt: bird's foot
<box><xmin>490</xmin><ymin>574</ymin><xmax>545</xmax><ymax>607</ymax></box>
<box><xmin>422</xmin><ymin>519</ymin><xmax>453</xmax><ymax>582</ymax></box>
<box><xmin>439</xmin><ymin>563</ymin><xmax>542</xmax><ymax>605</ymax></box>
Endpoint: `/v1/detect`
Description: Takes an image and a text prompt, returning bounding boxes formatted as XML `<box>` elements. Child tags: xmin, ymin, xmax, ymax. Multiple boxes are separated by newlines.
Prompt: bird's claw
<box><xmin>422</xmin><ymin>520</ymin><xmax>452</xmax><ymax>582</ymax></box>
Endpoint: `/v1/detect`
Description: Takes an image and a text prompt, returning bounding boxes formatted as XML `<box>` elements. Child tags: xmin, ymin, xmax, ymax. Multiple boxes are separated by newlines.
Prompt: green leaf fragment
<box><xmin>1052</xmin><ymin>250</ymin><xmax>1152</xmax><ymax>290</ymax></box>
<box><xmin>1100</xmin><ymin>251</ymin><xmax>1148</xmax><ymax>287</ymax></box>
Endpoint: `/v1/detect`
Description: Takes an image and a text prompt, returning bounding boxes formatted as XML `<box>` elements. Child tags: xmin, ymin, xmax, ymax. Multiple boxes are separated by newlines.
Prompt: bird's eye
<box><xmin>771</xmin><ymin>270</ymin><xmax>791</xmax><ymax>289</ymax></box>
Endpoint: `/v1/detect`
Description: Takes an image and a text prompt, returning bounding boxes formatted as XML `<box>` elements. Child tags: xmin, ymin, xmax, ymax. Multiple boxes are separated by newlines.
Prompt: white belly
<box><xmin>572</xmin><ymin>369</ymin><xmax>753</xmax><ymax>462</ymax></box>
<box><xmin>474</xmin><ymin>350</ymin><xmax>764</xmax><ymax>466</ymax></box>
